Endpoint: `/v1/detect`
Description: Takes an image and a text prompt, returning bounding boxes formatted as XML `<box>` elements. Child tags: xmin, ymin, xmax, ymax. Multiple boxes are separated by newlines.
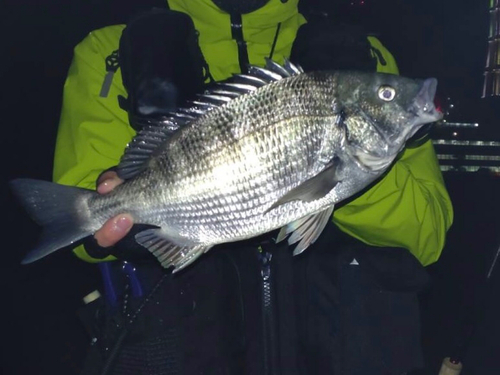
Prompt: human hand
<box><xmin>94</xmin><ymin>170</ymin><xmax>134</xmax><ymax>247</ymax></box>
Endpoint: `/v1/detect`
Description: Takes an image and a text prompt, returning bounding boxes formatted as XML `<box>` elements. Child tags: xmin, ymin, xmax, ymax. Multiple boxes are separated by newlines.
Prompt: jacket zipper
<box><xmin>259</xmin><ymin>246</ymin><xmax>278</xmax><ymax>375</ymax></box>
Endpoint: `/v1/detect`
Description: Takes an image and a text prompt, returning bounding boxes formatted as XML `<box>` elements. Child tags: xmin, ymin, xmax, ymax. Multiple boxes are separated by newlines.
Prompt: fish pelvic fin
<box><xmin>276</xmin><ymin>205</ymin><xmax>335</xmax><ymax>256</ymax></box>
<box><xmin>9</xmin><ymin>178</ymin><xmax>96</xmax><ymax>264</ymax></box>
<box><xmin>135</xmin><ymin>228</ymin><xmax>211</xmax><ymax>272</ymax></box>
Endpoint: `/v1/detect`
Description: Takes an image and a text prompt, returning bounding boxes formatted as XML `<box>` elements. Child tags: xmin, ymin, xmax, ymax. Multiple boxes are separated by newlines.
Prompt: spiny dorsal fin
<box><xmin>117</xmin><ymin>59</ymin><xmax>304</xmax><ymax>180</ymax></box>
<box><xmin>247</xmin><ymin>58</ymin><xmax>303</xmax><ymax>82</ymax></box>
<box><xmin>117</xmin><ymin>119</ymin><xmax>180</xmax><ymax>180</ymax></box>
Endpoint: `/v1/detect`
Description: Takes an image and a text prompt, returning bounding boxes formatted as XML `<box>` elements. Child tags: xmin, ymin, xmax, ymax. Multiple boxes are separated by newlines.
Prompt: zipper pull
<box><xmin>99</xmin><ymin>50</ymin><xmax>120</xmax><ymax>98</ymax></box>
<box><xmin>258</xmin><ymin>245</ymin><xmax>273</xmax><ymax>281</ymax></box>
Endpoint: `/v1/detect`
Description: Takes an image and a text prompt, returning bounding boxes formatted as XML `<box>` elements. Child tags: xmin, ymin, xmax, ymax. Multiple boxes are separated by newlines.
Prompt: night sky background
<box><xmin>2</xmin><ymin>0</ymin><xmax>500</xmax><ymax>374</ymax></box>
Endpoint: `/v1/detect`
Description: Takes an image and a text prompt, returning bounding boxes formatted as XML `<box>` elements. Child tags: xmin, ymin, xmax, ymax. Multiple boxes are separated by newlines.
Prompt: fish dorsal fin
<box><xmin>248</xmin><ymin>58</ymin><xmax>303</xmax><ymax>82</ymax></box>
<box><xmin>117</xmin><ymin>118</ymin><xmax>181</xmax><ymax>180</ymax></box>
<box><xmin>203</xmin><ymin>59</ymin><xmax>303</xmax><ymax>100</ymax></box>
<box><xmin>118</xmin><ymin>59</ymin><xmax>304</xmax><ymax>180</ymax></box>
<box><xmin>198</xmin><ymin>58</ymin><xmax>303</xmax><ymax>106</ymax></box>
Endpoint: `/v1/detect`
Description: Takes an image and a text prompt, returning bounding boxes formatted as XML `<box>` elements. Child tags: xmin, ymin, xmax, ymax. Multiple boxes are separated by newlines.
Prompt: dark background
<box><xmin>2</xmin><ymin>0</ymin><xmax>499</xmax><ymax>374</ymax></box>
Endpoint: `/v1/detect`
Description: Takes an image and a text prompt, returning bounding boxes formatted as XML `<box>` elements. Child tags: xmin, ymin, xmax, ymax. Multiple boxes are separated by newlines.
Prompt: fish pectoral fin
<box><xmin>276</xmin><ymin>206</ymin><xmax>335</xmax><ymax>256</ymax></box>
<box><xmin>267</xmin><ymin>163</ymin><xmax>340</xmax><ymax>212</ymax></box>
<box><xmin>135</xmin><ymin>229</ymin><xmax>211</xmax><ymax>272</ymax></box>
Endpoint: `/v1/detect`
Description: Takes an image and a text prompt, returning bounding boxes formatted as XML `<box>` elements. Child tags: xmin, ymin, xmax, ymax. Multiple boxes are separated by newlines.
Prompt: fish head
<box><xmin>337</xmin><ymin>72</ymin><xmax>442</xmax><ymax>171</ymax></box>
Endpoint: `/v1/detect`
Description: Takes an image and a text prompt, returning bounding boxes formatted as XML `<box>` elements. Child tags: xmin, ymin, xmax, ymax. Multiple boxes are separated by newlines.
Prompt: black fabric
<box><xmin>293</xmin><ymin>223</ymin><xmax>428</xmax><ymax>375</ymax></box>
<box><xmin>220</xmin><ymin>237</ymin><xmax>301</xmax><ymax>375</ymax></box>
<box><xmin>118</xmin><ymin>8</ymin><xmax>208</xmax><ymax>130</ymax></box>
<box><xmin>80</xmin><ymin>226</ymin><xmax>428</xmax><ymax>375</ymax></box>
<box><xmin>80</xmin><ymin>246</ymin><xmax>249</xmax><ymax>375</ymax></box>
<box><xmin>230</xmin><ymin>13</ymin><xmax>250</xmax><ymax>74</ymax></box>
<box><xmin>290</xmin><ymin>15</ymin><xmax>377</xmax><ymax>72</ymax></box>
<box><xmin>110</xmin><ymin>225</ymin><xmax>158</xmax><ymax>263</ymax></box>
<box><xmin>84</xmin><ymin>235</ymin><xmax>113</xmax><ymax>260</ymax></box>
<box><xmin>111</xmin><ymin>330</ymin><xmax>180</xmax><ymax>375</ymax></box>
<box><xmin>211</xmin><ymin>0</ymin><xmax>270</xmax><ymax>15</ymax></box>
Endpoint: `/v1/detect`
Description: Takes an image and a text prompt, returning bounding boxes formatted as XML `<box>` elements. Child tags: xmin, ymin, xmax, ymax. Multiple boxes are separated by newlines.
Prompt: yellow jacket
<box><xmin>53</xmin><ymin>0</ymin><xmax>453</xmax><ymax>266</ymax></box>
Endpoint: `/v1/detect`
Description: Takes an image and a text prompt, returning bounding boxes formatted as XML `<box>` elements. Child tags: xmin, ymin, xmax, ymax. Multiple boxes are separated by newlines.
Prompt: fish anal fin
<box><xmin>135</xmin><ymin>228</ymin><xmax>211</xmax><ymax>272</ymax></box>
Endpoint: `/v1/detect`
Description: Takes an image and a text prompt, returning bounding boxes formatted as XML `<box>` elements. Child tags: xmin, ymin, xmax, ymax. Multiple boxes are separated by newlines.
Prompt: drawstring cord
<box><xmin>268</xmin><ymin>23</ymin><xmax>282</xmax><ymax>60</ymax></box>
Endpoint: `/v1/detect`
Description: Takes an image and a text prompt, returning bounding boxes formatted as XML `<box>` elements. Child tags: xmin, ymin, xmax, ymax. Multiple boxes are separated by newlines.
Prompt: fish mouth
<box><xmin>406</xmin><ymin>78</ymin><xmax>443</xmax><ymax>133</ymax></box>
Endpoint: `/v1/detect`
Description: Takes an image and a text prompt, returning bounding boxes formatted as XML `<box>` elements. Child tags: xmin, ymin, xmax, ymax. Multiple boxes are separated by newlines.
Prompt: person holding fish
<box><xmin>11</xmin><ymin>0</ymin><xmax>453</xmax><ymax>374</ymax></box>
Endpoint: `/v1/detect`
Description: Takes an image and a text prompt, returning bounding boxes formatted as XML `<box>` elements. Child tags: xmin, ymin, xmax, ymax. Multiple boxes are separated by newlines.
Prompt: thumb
<box><xmin>94</xmin><ymin>214</ymin><xmax>134</xmax><ymax>248</ymax></box>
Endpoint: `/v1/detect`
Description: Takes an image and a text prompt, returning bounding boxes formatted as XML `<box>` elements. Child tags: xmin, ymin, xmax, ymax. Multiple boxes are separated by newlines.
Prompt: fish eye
<box><xmin>378</xmin><ymin>85</ymin><xmax>396</xmax><ymax>101</ymax></box>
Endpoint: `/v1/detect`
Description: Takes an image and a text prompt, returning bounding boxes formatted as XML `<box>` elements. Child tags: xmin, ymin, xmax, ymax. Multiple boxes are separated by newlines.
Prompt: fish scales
<box><xmin>107</xmin><ymin>74</ymin><xmax>342</xmax><ymax>239</ymax></box>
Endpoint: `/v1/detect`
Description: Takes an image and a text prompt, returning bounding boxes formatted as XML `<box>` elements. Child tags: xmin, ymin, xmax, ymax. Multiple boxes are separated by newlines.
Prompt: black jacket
<box><xmin>80</xmin><ymin>222</ymin><xmax>428</xmax><ymax>375</ymax></box>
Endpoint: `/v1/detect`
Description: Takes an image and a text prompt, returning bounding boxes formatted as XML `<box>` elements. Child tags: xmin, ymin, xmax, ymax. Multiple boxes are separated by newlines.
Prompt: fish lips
<box><xmin>407</xmin><ymin>78</ymin><xmax>443</xmax><ymax>131</ymax></box>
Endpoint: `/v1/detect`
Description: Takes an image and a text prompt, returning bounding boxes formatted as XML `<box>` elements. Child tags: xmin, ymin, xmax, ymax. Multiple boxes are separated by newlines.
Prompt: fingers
<box><xmin>94</xmin><ymin>170</ymin><xmax>131</xmax><ymax>247</ymax></box>
<box><xmin>97</xmin><ymin>170</ymin><xmax>124</xmax><ymax>194</ymax></box>
<box><xmin>94</xmin><ymin>213</ymin><xmax>134</xmax><ymax>248</ymax></box>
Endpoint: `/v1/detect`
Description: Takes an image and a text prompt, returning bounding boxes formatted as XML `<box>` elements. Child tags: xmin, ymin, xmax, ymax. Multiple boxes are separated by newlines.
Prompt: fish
<box><xmin>10</xmin><ymin>60</ymin><xmax>442</xmax><ymax>272</ymax></box>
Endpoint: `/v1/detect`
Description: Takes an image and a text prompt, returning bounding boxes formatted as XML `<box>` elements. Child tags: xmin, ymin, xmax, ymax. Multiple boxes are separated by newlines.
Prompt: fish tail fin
<box><xmin>10</xmin><ymin>178</ymin><xmax>96</xmax><ymax>264</ymax></box>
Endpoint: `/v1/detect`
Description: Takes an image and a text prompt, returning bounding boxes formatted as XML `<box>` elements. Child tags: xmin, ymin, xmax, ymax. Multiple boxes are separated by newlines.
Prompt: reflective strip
<box><xmin>433</xmin><ymin>139</ymin><xmax>500</xmax><ymax>147</ymax></box>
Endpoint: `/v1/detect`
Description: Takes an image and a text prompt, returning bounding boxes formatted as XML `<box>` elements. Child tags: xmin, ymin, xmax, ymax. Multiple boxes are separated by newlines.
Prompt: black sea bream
<box><xmin>11</xmin><ymin>60</ymin><xmax>442</xmax><ymax>271</ymax></box>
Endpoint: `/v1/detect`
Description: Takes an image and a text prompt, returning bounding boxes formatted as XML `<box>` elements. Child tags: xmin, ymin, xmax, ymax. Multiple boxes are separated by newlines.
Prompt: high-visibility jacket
<box><xmin>53</xmin><ymin>0</ymin><xmax>453</xmax><ymax>266</ymax></box>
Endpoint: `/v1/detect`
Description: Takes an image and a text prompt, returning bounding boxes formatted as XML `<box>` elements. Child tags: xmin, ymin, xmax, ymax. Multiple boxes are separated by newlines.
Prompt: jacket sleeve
<box><xmin>333</xmin><ymin>38</ymin><xmax>454</xmax><ymax>266</ymax></box>
<box><xmin>53</xmin><ymin>25</ymin><xmax>135</xmax><ymax>262</ymax></box>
